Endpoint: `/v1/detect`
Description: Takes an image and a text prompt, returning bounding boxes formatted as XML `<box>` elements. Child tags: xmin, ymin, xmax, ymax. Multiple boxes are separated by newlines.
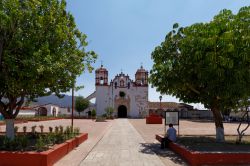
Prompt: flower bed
<box><xmin>16</xmin><ymin>116</ymin><xmax>62</xmax><ymax>122</ymax></box>
<box><xmin>169</xmin><ymin>142</ymin><xmax>250</xmax><ymax>166</ymax></box>
<box><xmin>156</xmin><ymin>134</ymin><xmax>250</xmax><ymax>166</ymax></box>
<box><xmin>146</xmin><ymin>115</ymin><xmax>162</xmax><ymax>124</ymax></box>
<box><xmin>0</xmin><ymin>133</ymin><xmax>88</xmax><ymax>166</ymax></box>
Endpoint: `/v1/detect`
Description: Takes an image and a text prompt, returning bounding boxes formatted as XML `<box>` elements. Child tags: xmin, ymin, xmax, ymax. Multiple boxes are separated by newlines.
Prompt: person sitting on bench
<box><xmin>162</xmin><ymin>123</ymin><xmax>177</xmax><ymax>148</ymax></box>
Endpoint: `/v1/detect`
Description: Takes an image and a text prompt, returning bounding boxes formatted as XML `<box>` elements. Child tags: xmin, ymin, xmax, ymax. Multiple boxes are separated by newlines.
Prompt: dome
<box><xmin>95</xmin><ymin>65</ymin><xmax>108</xmax><ymax>72</ymax></box>
<box><xmin>136</xmin><ymin>65</ymin><xmax>147</xmax><ymax>73</ymax></box>
<box><xmin>135</xmin><ymin>65</ymin><xmax>148</xmax><ymax>86</ymax></box>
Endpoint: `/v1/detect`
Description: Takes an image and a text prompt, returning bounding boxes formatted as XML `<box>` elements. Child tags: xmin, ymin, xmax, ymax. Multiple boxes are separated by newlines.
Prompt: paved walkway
<box><xmin>80</xmin><ymin>119</ymin><xmax>165</xmax><ymax>166</ymax></box>
<box><xmin>129</xmin><ymin>119</ymin><xmax>187</xmax><ymax>166</ymax></box>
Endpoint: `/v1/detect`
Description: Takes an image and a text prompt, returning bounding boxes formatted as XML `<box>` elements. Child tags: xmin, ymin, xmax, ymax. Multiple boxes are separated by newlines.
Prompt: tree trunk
<box><xmin>5</xmin><ymin>119</ymin><xmax>15</xmax><ymax>140</ymax></box>
<box><xmin>0</xmin><ymin>38</ymin><xmax>3</xmax><ymax>69</ymax></box>
<box><xmin>211</xmin><ymin>101</ymin><xmax>225</xmax><ymax>142</ymax></box>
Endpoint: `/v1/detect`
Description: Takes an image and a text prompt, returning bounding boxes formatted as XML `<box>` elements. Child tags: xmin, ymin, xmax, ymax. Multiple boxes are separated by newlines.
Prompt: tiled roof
<box><xmin>148</xmin><ymin>102</ymin><xmax>180</xmax><ymax>109</ymax></box>
<box><xmin>20</xmin><ymin>107</ymin><xmax>34</xmax><ymax>110</ymax></box>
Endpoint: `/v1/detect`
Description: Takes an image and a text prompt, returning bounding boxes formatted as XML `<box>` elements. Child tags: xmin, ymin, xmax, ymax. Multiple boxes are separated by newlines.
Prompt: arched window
<box><xmin>115</xmin><ymin>82</ymin><xmax>117</xmax><ymax>89</ymax></box>
<box><xmin>120</xmin><ymin>80</ymin><xmax>124</xmax><ymax>87</ymax></box>
<box><xmin>100</xmin><ymin>77</ymin><xmax>104</xmax><ymax>85</ymax></box>
<box><xmin>52</xmin><ymin>107</ymin><xmax>56</xmax><ymax>117</ymax></box>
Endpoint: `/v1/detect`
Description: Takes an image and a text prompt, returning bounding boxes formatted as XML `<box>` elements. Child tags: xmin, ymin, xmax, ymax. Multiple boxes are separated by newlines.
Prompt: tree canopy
<box><xmin>0</xmin><ymin>0</ymin><xmax>96</xmax><ymax>119</ymax></box>
<box><xmin>75</xmin><ymin>96</ymin><xmax>90</xmax><ymax>117</ymax></box>
<box><xmin>150</xmin><ymin>6</ymin><xmax>250</xmax><ymax>142</ymax></box>
<box><xmin>0</xmin><ymin>0</ymin><xmax>96</xmax><ymax>138</ymax></box>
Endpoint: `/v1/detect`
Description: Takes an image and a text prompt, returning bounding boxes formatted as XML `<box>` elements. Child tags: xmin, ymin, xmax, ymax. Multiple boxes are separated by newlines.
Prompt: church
<box><xmin>87</xmin><ymin>65</ymin><xmax>149</xmax><ymax>118</ymax></box>
<box><xmin>86</xmin><ymin>65</ymin><xmax>208</xmax><ymax>119</ymax></box>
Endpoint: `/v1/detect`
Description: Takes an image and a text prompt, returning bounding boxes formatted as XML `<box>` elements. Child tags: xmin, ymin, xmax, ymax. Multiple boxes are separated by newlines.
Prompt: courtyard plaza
<box><xmin>0</xmin><ymin>118</ymin><xmax>249</xmax><ymax>166</ymax></box>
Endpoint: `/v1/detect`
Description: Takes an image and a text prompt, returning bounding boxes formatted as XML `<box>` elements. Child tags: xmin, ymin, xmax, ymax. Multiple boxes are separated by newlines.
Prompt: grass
<box><xmin>176</xmin><ymin>135</ymin><xmax>250</xmax><ymax>152</ymax></box>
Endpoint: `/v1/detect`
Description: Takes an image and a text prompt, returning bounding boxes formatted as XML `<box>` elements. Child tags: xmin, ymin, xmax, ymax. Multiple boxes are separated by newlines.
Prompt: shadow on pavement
<box><xmin>139</xmin><ymin>143</ymin><xmax>187</xmax><ymax>165</ymax></box>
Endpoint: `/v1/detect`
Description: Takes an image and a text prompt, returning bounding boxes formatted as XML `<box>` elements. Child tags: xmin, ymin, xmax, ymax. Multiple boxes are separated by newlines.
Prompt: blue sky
<box><xmin>66</xmin><ymin>0</ymin><xmax>249</xmax><ymax>109</ymax></box>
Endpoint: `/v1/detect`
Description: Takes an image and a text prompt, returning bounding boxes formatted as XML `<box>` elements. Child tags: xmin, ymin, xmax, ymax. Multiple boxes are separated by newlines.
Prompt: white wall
<box><xmin>96</xmin><ymin>86</ymin><xmax>110</xmax><ymax>116</ymax></box>
<box><xmin>18</xmin><ymin>110</ymin><xmax>36</xmax><ymax>116</ymax></box>
<box><xmin>44</xmin><ymin>105</ymin><xmax>59</xmax><ymax>116</ymax></box>
<box><xmin>96</xmin><ymin>83</ymin><xmax>148</xmax><ymax>117</ymax></box>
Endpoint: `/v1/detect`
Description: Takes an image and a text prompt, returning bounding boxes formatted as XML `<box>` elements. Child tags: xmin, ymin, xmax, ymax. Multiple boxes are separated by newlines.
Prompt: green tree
<box><xmin>105</xmin><ymin>107</ymin><xmax>114</xmax><ymax>118</ymax></box>
<box><xmin>0</xmin><ymin>0</ymin><xmax>96</xmax><ymax>139</ymax></box>
<box><xmin>91</xmin><ymin>109</ymin><xmax>96</xmax><ymax>118</ymax></box>
<box><xmin>75</xmin><ymin>96</ymin><xmax>90</xmax><ymax>117</ymax></box>
<box><xmin>150</xmin><ymin>6</ymin><xmax>250</xmax><ymax>142</ymax></box>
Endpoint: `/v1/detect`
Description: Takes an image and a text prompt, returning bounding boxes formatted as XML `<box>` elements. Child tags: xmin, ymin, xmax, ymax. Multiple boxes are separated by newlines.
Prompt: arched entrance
<box><xmin>52</xmin><ymin>107</ymin><xmax>56</xmax><ymax>117</ymax></box>
<box><xmin>118</xmin><ymin>105</ymin><xmax>127</xmax><ymax>118</ymax></box>
<box><xmin>38</xmin><ymin>107</ymin><xmax>47</xmax><ymax>116</ymax></box>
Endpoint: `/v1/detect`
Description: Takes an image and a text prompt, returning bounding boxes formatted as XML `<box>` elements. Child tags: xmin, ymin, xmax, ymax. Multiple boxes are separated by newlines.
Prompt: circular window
<box><xmin>119</xmin><ymin>91</ymin><xmax>126</xmax><ymax>98</ymax></box>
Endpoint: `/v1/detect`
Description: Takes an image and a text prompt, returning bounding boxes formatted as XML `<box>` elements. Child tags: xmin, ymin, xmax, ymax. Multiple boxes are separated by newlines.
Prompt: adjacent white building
<box><xmin>33</xmin><ymin>104</ymin><xmax>60</xmax><ymax>117</ymax></box>
<box><xmin>87</xmin><ymin>65</ymin><xmax>149</xmax><ymax>118</ymax></box>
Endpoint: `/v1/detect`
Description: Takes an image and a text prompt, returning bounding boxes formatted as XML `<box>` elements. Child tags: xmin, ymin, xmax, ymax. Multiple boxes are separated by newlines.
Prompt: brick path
<box><xmin>129</xmin><ymin>119</ymin><xmax>187</xmax><ymax>166</ymax></box>
<box><xmin>1</xmin><ymin>118</ymin><xmax>247</xmax><ymax>166</ymax></box>
<box><xmin>80</xmin><ymin>119</ymin><xmax>165</xmax><ymax>166</ymax></box>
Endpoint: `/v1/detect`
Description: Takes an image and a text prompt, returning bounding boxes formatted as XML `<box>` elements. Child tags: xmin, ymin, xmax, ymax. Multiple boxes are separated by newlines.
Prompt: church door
<box><xmin>38</xmin><ymin>107</ymin><xmax>47</xmax><ymax>116</ymax></box>
<box><xmin>118</xmin><ymin>105</ymin><xmax>127</xmax><ymax>118</ymax></box>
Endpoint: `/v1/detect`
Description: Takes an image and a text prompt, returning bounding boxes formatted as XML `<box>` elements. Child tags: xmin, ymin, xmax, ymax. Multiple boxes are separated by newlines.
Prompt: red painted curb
<box><xmin>0</xmin><ymin>133</ymin><xmax>88</xmax><ymax>166</ymax></box>
<box><xmin>156</xmin><ymin>134</ymin><xmax>250</xmax><ymax>166</ymax></box>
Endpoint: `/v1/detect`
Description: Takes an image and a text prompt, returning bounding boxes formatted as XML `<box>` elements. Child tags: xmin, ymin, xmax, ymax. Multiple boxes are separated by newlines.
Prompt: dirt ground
<box><xmin>129</xmin><ymin>119</ymin><xmax>250</xmax><ymax>165</ymax></box>
<box><xmin>177</xmin><ymin>135</ymin><xmax>250</xmax><ymax>152</ymax></box>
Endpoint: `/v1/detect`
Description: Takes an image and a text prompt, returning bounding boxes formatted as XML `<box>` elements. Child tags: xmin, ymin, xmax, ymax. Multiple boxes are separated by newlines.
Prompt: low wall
<box><xmin>156</xmin><ymin>134</ymin><xmax>250</xmax><ymax>166</ymax></box>
<box><xmin>0</xmin><ymin>133</ymin><xmax>88</xmax><ymax>166</ymax></box>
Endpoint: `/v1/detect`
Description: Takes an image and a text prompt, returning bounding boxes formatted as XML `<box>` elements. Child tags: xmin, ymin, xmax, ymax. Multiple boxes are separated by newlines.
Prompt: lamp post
<box><xmin>71</xmin><ymin>79</ymin><xmax>75</xmax><ymax>128</ymax></box>
<box><xmin>159</xmin><ymin>95</ymin><xmax>162</xmax><ymax>109</ymax></box>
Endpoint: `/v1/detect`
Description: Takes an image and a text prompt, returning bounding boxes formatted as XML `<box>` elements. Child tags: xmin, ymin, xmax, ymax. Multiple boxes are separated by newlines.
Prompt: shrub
<box><xmin>35</xmin><ymin>136</ymin><xmax>46</xmax><ymax>152</ymax></box>
<box><xmin>14</xmin><ymin>126</ymin><xmax>19</xmax><ymax>133</ymax></box>
<box><xmin>105</xmin><ymin>107</ymin><xmax>114</xmax><ymax>118</ymax></box>
<box><xmin>19</xmin><ymin>136</ymin><xmax>28</xmax><ymax>151</ymax></box>
<box><xmin>45</xmin><ymin>133</ymin><xmax>55</xmax><ymax>145</ymax></box>
<box><xmin>2</xmin><ymin>137</ymin><xmax>11</xmax><ymax>150</ymax></box>
<box><xmin>55</xmin><ymin>133</ymin><xmax>64</xmax><ymax>144</ymax></box>
<box><xmin>73</xmin><ymin>127</ymin><xmax>80</xmax><ymax>136</ymax></box>
<box><xmin>0</xmin><ymin>125</ymin><xmax>82</xmax><ymax>152</ymax></box>
<box><xmin>39</xmin><ymin>125</ymin><xmax>44</xmax><ymax>133</ymax></box>
<box><xmin>96</xmin><ymin>116</ymin><xmax>106</xmax><ymax>122</ymax></box>
<box><xmin>23</xmin><ymin>126</ymin><xmax>27</xmax><ymax>134</ymax></box>
<box><xmin>59</xmin><ymin>126</ymin><xmax>63</xmax><ymax>134</ymax></box>
<box><xmin>64</xmin><ymin>126</ymin><xmax>72</xmax><ymax>139</ymax></box>
<box><xmin>49</xmin><ymin>127</ymin><xmax>53</xmax><ymax>133</ymax></box>
<box><xmin>55</xmin><ymin>126</ymin><xmax>59</xmax><ymax>133</ymax></box>
<box><xmin>91</xmin><ymin>109</ymin><xmax>96</xmax><ymax>117</ymax></box>
<box><xmin>31</xmin><ymin>125</ymin><xmax>36</xmax><ymax>133</ymax></box>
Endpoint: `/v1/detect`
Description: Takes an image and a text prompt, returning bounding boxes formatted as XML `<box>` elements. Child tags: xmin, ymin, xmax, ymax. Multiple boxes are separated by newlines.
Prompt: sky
<box><xmin>66</xmin><ymin>0</ymin><xmax>249</xmax><ymax>109</ymax></box>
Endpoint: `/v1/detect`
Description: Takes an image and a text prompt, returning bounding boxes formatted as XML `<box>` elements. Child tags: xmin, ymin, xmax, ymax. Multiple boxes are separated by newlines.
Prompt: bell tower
<box><xmin>95</xmin><ymin>65</ymin><xmax>108</xmax><ymax>85</ymax></box>
<box><xmin>135</xmin><ymin>65</ymin><xmax>148</xmax><ymax>86</ymax></box>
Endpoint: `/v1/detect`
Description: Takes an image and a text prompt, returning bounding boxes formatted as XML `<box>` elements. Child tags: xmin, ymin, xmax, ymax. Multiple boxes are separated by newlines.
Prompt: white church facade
<box><xmin>85</xmin><ymin>65</ymin><xmax>209</xmax><ymax>119</ymax></box>
<box><xmin>87</xmin><ymin>65</ymin><xmax>149</xmax><ymax>118</ymax></box>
